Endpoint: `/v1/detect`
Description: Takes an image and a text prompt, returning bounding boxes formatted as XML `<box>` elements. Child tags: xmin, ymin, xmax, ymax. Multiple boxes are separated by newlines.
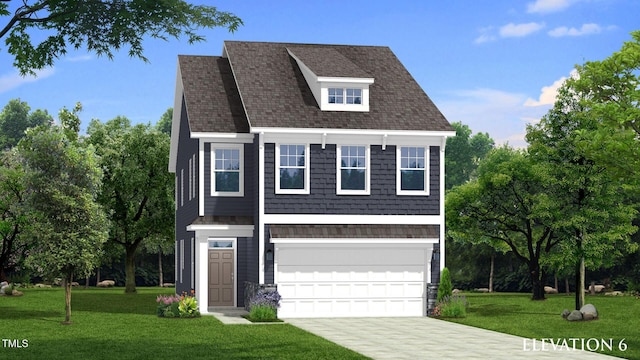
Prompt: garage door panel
<box><xmin>276</xmin><ymin>244</ymin><xmax>431</xmax><ymax>318</ymax></box>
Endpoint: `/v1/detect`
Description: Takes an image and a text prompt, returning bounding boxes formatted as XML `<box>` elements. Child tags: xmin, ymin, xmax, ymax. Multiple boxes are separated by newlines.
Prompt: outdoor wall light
<box><xmin>266</xmin><ymin>249</ymin><xmax>273</xmax><ymax>261</ymax></box>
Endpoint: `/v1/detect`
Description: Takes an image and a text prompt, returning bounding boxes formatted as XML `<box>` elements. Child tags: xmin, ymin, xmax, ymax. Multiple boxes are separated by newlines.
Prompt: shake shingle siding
<box><xmin>264</xmin><ymin>144</ymin><xmax>440</xmax><ymax>215</ymax></box>
<box><xmin>203</xmin><ymin>142</ymin><xmax>255</xmax><ymax>216</ymax></box>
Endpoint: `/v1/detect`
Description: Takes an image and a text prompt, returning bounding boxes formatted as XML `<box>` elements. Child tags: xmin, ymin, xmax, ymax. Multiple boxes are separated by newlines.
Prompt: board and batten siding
<box><xmin>264</xmin><ymin>144</ymin><xmax>440</xmax><ymax>215</ymax></box>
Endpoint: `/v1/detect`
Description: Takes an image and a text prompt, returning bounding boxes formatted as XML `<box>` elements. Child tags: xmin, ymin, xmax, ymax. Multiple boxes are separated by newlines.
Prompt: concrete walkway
<box><xmin>285</xmin><ymin>317</ymin><xmax>622</xmax><ymax>360</ymax></box>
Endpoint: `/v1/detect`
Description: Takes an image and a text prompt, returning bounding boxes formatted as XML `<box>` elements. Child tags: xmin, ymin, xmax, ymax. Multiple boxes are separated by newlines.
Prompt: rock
<box><xmin>605</xmin><ymin>291</ymin><xmax>623</xmax><ymax>296</ymax></box>
<box><xmin>162</xmin><ymin>283</ymin><xmax>175</xmax><ymax>287</ymax></box>
<box><xmin>71</xmin><ymin>282</ymin><xmax>80</xmax><ymax>287</ymax></box>
<box><xmin>475</xmin><ymin>288</ymin><xmax>489</xmax><ymax>293</ymax></box>
<box><xmin>10</xmin><ymin>290</ymin><xmax>23</xmax><ymax>296</ymax></box>
<box><xmin>544</xmin><ymin>286</ymin><xmax>558</xmax><ymax>294</ymax></box>
<box><xmin>567</xmin><ymin>310</ymin><xmax>583</xmax><ymax>321</ymax></box>
<box><xmin>34</xmin><ymin>283</ymin><xmax>52</xmax><ymax>288</ymax></box>
<box><xmin>561</xmin><ymin>309</ymin><xmax>570</xmax><ymax>319</ymax></box>
<box><xmin>452</xmin><ymin>288</ymin><xmax>461</xmax><ymax>294</ymax></box>
<box><xmin>0</xmin><ymin>284</ymin><xmax>8</xmax><ymax>295</ymax></box>
<box><xmin>97</xmin><ymin>280</ymin><xmax>115</xmax><ymax>287</ymax></box>
<box><xmin>588</xmin><ymin>284</ymin><xmax>606</xmax><ymax>293</ymax></box>
<box><xmin>0</xmin><ymin>281</ymin><xmax>7</xmax><ymax>288</ymax></box>
<box><xmin>580</xmin><ymin>304</ymin><xmax>598</xmax><ymax>320</ymax></box>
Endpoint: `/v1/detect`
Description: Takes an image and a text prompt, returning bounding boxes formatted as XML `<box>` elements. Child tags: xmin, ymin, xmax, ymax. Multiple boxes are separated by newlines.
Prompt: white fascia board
<box><xmin>264</xmin><ymin>214</ymin><xmax>442</xmax><ymax>225</ymax></box>
<box><xmin>168</xmin><ymin>60</ymin><xmax>184</xmax><ymax>173</ymax></box>
<box><xmin>251</xmin><ymin>127</ymin><xmax>456</xmax><ymax>138</ymax></box>
<box><xmin>190</xmin><ymin>132</ymin><xmax>254</xmax><ymax>143</ymax></box>
<box><xmin>185</xmin><ymin>225</ymin><xmax>254</xmax><ymax>238</ymax></box>
<box><xmin>317</xmin><ymin>76</ymin><xmax>374</xmax><ymax>84</ymax></box>
<box><xmin>270</xmin><ymin>238</ymin><xmax>439</xmax><ymax>244</ymax></box>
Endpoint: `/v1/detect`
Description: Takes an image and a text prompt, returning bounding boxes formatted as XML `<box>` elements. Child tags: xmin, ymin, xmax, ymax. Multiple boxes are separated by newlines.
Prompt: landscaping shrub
<box><xmin>156</xmin><ymin>291</ymin><xmax>200</xmax><ymax>318</ymax></box>
<box><xmin>435</xmin><ymin>294</ymin><xmax>468</xmax><ymax>318</ymax></box>
<box><xmin>437</xmin><ymin>267</ymin><xmax>452</xmax><ymax>302</ymax></box>
<box><xmin>247</xmin><ymin>289</ymin><xmax>281</xmax><ymax>321</ymax></box>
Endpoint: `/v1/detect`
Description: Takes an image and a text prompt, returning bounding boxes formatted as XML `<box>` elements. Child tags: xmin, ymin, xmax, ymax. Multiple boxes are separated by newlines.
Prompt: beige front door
<box><xmin>208</xmin><ymin>249</ymin><xmax>234</xmax><ymax>306</ymax></box>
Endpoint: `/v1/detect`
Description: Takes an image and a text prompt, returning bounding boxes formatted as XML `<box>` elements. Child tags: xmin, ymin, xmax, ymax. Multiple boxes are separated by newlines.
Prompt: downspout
<box><xmin>258</xmin><ymin>132</ymin><xmax>265</xmax><ymax>284</ymax></box>
<box><xmin>439</xmin><ymin>137</ymin><xmax>447</xmax><ymax>272</ymax></box>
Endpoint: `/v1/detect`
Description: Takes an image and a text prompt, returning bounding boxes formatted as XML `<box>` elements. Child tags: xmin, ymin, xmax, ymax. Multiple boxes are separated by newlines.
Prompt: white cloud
<box><xmin>524</xmin><ymin>69</ymin><xmax>578</xmax><ymax>107</ymax></box>
<box><xmin>527</xmin><ymin>0</ymin><xmax>577</xmax><ymax>14</ymax></box>
<box><xmin>0</xmin><ymin>68</ymin><xmax>56</xmax><ymax>94</ymax></box>
<box><xmin>65</xmin><ymin>55</ymin><xmax>93</xmax><ymax>62</ymax></box>
<box><xmin>437</xmin><ymin>88</ymin><xmax>550</xmax><ymax>148</ymax></box>
<box><xmin>548</xmin><ymin>23</ymin><xmax>603</xmax><ymax>37</ymax></box>
<box><xmin>500</xmin><ymin>22</ymin><xmax>546</xmax><ymax>38</ymax></box>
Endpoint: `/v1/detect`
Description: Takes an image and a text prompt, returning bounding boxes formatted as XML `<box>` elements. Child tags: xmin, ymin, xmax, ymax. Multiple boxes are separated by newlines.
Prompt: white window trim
<box><xmin>336</xmin><ymin>145</ymin><xmax>370</xmax><ymax>195</ymax></box>
<box><xmin>275</xmin><ymin>143</ymin><xmax>310</xmax><ymax>195</ymax></box>
<box><xmin>211</xmin><ymin>143</ymin><xmax>244</xmax><ymax>197</ymax></box>
<box><xmin>396</xmin><ymin>146</ymin><xmax>430</xmax><ymax>196</ymax></box>
<box><xmin>192</xmin><ymin>154</ymin><xmax>197</xmax><ymax>200</ymax></box>
<box><xmin>179</xmin><ymin>239</ymin><xmax>184</xmax><ymax>283</ymax></box>
<box><xmin>188</xmin><ymin>158</ymin><xmax>192</xmax><ymax>201</ymax></box>
<box><xmin>180</xmin><ymin>169</ymin><xmax>184</xmax><ymax>206</ymax></box>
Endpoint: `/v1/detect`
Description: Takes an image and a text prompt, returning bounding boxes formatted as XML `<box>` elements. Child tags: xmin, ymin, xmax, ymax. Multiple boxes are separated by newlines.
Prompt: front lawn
<box><xmin>442</xmin><ymin>292</ymin><xmax>640</xmax><ymax>359</ymax></box>
<box><xmin>0</xmin><ymin>287</ymin><xmax>367</xmax><ymax>360</ymax></box>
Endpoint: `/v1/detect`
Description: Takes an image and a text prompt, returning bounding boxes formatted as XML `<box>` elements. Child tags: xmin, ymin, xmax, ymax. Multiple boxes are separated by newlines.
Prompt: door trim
<box><xmin>207</xmin><ymin>237</ymin><xmax>237</xmax><ymax>307</ymax></box>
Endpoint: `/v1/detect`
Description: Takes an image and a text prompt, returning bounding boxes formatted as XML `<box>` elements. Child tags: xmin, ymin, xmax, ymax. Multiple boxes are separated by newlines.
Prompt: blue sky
<box><xmin>1</xmin><ymin>0</ymin><xmax>638</xmax><ymax>147</ymax></box>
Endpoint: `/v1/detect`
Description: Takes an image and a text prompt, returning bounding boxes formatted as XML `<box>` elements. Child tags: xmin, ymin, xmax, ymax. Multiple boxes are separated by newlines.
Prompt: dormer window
<box><xmin>328</xmin><ymin>88</ymin><xmax>362</xmax><ymax>105</ymax></box>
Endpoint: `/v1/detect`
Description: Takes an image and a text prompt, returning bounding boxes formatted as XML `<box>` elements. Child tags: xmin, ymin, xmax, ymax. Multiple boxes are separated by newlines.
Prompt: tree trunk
<box><xmin>554</xmin><ymin>275</ymin><xmax>558</xmax><ymax>292</ymax></box>
<box><xmin>530</xmin><ymin>265</ymin><xmax>545</xmax><ymax>300</ymax></box>
<box><xmin>158</xmin><ymin>247</ymin><xmax>163</xmax><ymax>287</ymax></box>
<box><xmin>125</xmin><ymin>245</ymin><xmax>138</xmax><ymax>293</ymax></box>
<box><xmin>96</xmin><ymin>268</ymin><xmax>101</xmax><ymax>285</ymax></box>
<box><xmin>85</xmin><ymin>272</ymin><xmax>90</xmax><ymax>289</ymax></box>
<box><xmin>590</xmin><ymin>280</ymin><xmax>596</xmax><ymax>295</ymax></box>
<box><xmin>488</xmin><ymin>254</ymin><xmax>495</xmax><ymax>293</ymax></box>
<box><xmin>575</xmin><ymin>257</ymin><xmax>585</xmax><ymax>310</ymax></box>
<box><xmin>565</xmin><ymin>278</ymin><xmax>570</xmax><ymax>295</ymax></box>
<box><xmin>62</xmin><ymin>272</ymin><xmax>73</xmax><ymax>325</ymax></box>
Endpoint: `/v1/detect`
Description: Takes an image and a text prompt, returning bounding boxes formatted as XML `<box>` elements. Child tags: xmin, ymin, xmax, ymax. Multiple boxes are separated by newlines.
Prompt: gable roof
<box><xmin>222</xmin><ymin>41</ymin><xmax>452</xmax><ymax>132</ymax></box>
<box><xmin>286</xmin><ymin>46</ymin><xmax>372</xmax><ymax>78</ymax></box>
<box><xmin>177</xmin><ymin>55</ymin><xmax>249</xmax><ymax>133</ymax></box>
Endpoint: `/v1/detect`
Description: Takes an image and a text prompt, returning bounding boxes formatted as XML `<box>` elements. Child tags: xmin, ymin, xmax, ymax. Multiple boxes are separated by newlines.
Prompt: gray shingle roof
<box><xmin>178</xmin><ymin>41</ymin><xmax>452</xmax><ymax>132</ymax></box>
<box><xmin>178</xmin><ymin>55</ymin><xmax>249</xmax><ymax>133</ymax></box>
<box><xmin>270</xmin><ymin>224</ymin><xmax>439</xmax><ymax>239</ymax></box>
<box><xmin>190</xmin><ymin>216</ymin><xmax>253</xmax><ymax>226</ymax></box>
<box><xmin>287</xmin><ymin>46</ymin><xmax>372</xmax><ymax>78</ymax></box>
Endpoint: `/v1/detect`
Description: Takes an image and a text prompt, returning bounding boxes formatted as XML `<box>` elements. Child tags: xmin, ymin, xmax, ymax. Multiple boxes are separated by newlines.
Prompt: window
<box><xmin>276</xmin><ymin>144</ymin><xmax>309</xmax><ymax>194</ymax></box>
<box><xmin>211</xmin><ymin>145</ymin><xmax>244</xmax><ymax>196</ymax></box>
<box><xmin>397</xmin><ymin>146</ymin><xmax>429</xmax><ymax>195</ymax></box>
<box><xmin>328</xmin><ymin>88</ymin><xmax>361</xmax><ymax>105</ymax></box>
<box><xmin>337</xmin><ymin>145</ymin><xmax>369</xmax><ymax>195</ymax></box>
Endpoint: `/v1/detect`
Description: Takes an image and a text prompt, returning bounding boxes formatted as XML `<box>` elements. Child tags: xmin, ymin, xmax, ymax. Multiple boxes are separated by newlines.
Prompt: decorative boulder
<box><xmin>97</xmin><ymin>280</ymin><xmax>116</xmax><ymax>287</ymax></box>
<box><xmin>561</xmin><ymin>309</ymin><xmax>570</xmax><ymax>319</ymax></box>
<box><xmin>452</xmin><ymin>288</ymin><xmax>461</xmax><ymax>294</ymax></box>
<box><xmin>475</xmin><ymin>288</ymin><xmax>489</xmax><ymax>293</ymax></box>
<box><xmin>605</xmin><ymin>291</ymin><xmax>623</xmax><ymax>296</ymax></box>
<box><xmin>580</xmin><ymin>304</ymin><xmax>598</xmax><ymax>320</ymax></box>
<box><xmin>588</xmin><ymin>284</ymin><xmax>606</xmax><ymax>293</ymax></box>
<box><xmin>162</xmin><ymin>283</ymin><xmax>175</xmax><ymax>287</ymax></box>
<box><xmin>544</xmin><ymin>286</ymin><xmax>558</xmax><ymax>294</ymax></box>
<box><xmin>0</xmin><ymin>283</ymin><xmax>8</xmax><ymax>295</ymax></box>
<box><xmin>567</xmin><ymin>310</ymin><xmax>583</xmax><ymax>321</ymax></box>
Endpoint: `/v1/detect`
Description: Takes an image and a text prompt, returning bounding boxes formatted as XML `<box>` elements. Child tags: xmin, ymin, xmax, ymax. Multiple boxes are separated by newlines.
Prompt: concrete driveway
<box><xmin>285</xmin><ymin>317</ymin><xmax>621</xmax><ymax>360</ymax></box>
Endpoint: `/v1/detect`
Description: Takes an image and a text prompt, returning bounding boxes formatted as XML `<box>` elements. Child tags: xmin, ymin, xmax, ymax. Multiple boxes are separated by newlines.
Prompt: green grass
<box><xmin>0</xmin><ymin>287</ymin><xmax>367</xmax><ymax>359</ymax></box>
<box><xmin>441</xmin><ymin>292</ymin><xmax>640</xmax><ymax>359</ymax></box>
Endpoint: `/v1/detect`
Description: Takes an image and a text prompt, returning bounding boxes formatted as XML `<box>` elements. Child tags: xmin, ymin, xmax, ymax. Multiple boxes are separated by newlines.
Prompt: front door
<box><xmin>208</xmin><ymin>249</ymin><xmax>234</xmax><ymax>306</ymax></box>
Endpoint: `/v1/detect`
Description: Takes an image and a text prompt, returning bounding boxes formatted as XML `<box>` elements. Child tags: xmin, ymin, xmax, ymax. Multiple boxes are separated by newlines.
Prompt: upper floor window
<box><xmin>328</xmin><ymin>88</ymin><xmax>362</xmax><ymax>105</ymax></box>
<box><xmin>211</xmin><ymin>144</ymin><xmax>243</xmax><ymax>196</ymax></box>
<box><xmin>276</xmin><ymin>144</ymin><xmax>309</xmax><ymax>194</ymax></box>
<box><xmin>397</xmin><ymin>146</ymin><xmax>429</xmax><ymax>196</ymax></box>
<box><xmin>337</xmin><ymin>145</ymin><xmax>369</xmax><ymax>195</ymax></box>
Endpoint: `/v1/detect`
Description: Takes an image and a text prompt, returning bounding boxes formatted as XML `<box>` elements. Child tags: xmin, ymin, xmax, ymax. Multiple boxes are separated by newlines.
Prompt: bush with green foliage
<box><xmin>249</xmin><ymin>304</ymin><xmax>277</xmax><ymax>321</ymax></box>
<box><xmin>437</xmin><ymin>267</ymin><xmax>453</xmax><ymax>302</ymax></box>
<box><xmin>434</xmin><ymin>294</ymin><xmax>468</xmax><ymax>318</ymax></box>
<box><xmin>156</xmin><ymin>291</ymin><xmax>200</xmax><ymax>318</ymax></box>
<box><xmin>246</xmin><ymin>289</ymin><xmax>281</xmax><ymax>321</ymax></box>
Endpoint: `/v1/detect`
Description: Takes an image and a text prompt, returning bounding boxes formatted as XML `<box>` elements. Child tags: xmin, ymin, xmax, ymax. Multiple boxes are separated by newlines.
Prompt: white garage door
<box><xmin>275</xmin><ymin>243</ymin><xmax>431</xmax><ymax>318</ymax></box>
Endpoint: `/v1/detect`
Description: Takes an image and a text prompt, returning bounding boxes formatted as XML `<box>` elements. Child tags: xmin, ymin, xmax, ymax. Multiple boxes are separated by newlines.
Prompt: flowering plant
<box><xmin>247</xmin><ymin>289</ymin><xmax>281</xmax><ymax>321</ymax></box>
<box><xmin>157</xmin><ymin>290</ymin><xmax>200</xmax><ymax>318</ymax></box>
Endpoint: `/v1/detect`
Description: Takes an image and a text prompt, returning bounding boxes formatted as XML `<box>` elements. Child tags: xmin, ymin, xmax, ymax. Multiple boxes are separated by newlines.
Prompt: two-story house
<box><xmin>168</xmin><ymin>41</ymin><xmax>454</xmax><ymax>318</ymax></box>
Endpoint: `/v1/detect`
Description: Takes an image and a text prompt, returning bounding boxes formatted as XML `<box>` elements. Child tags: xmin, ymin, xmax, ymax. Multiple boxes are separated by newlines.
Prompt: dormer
<box><xmin>287</xmin><ymin>47</ymin><xmax>374</xmax><ymax>112</ymax></box>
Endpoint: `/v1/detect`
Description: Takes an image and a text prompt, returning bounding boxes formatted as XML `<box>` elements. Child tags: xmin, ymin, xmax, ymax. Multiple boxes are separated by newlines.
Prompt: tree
<box><xmin>156</xmin><ymin>108</ymin><xmax>173</xmax><ymax>136</ymax></box>
<box><xmin>0</xmin><ymin>150</ymin><xmax>32</xmax><ymax>281</ymax></box>
<box><xmin>445</xmin><ymin>122</ymin><xmax>494</xmax><ymax>190</ymax></box>
<box><xmin>0</xmin><ymin>99</ymin><xmax>53</xmax><ymax>150</ymax></box>
<box><xmin>526</xmin><ymin>78</ymin><xmax>638</xmax><ymax>310</ymax></box>
<box><xmin>18</xmin><ymin>125</ymin><xmax>107</xmax><ymax>324</ymax></box>
<box><xmin>568</xmin><ymin>31</ymin><xmax>640</xmax><ymax>184</ymax></box>
<box><xmin>1</xmin><ymin>1</ymin><xmax>242</xmax><ymax>75</ymax></box>
<box><xmin>446</xmin><ymin>146</ymin><xmax>558</xmax><ymax>300</ymax></box>
<box><xmin>87</xmin><ymin>118</ymin><xmax>174</xmax><ymax>293</ymax></box>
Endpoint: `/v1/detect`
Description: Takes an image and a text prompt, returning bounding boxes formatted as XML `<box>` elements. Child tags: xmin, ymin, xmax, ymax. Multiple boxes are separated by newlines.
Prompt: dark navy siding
<box><xmin>264</xmin><ymin>144</ymin><xmax>440</xmax><ymax>215</ymax></box>
<box><xmin>203</xmin><ymin>142</ymin><xmax>255</xmax><ymax>216</ymax></box>
<box><xmin>264</xmin><ymin>225</ymin><xmax>275</xmax><ymax>284</ymax></box>
<box><xmin>236</xmin><ymin>236</ymin><xmax>258</xmax><ymax>307</ymax></box>
<box><xmin>175</xmin><ymin>97</ymin><xmax>199</xmax><ymax>294</ymax></box>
